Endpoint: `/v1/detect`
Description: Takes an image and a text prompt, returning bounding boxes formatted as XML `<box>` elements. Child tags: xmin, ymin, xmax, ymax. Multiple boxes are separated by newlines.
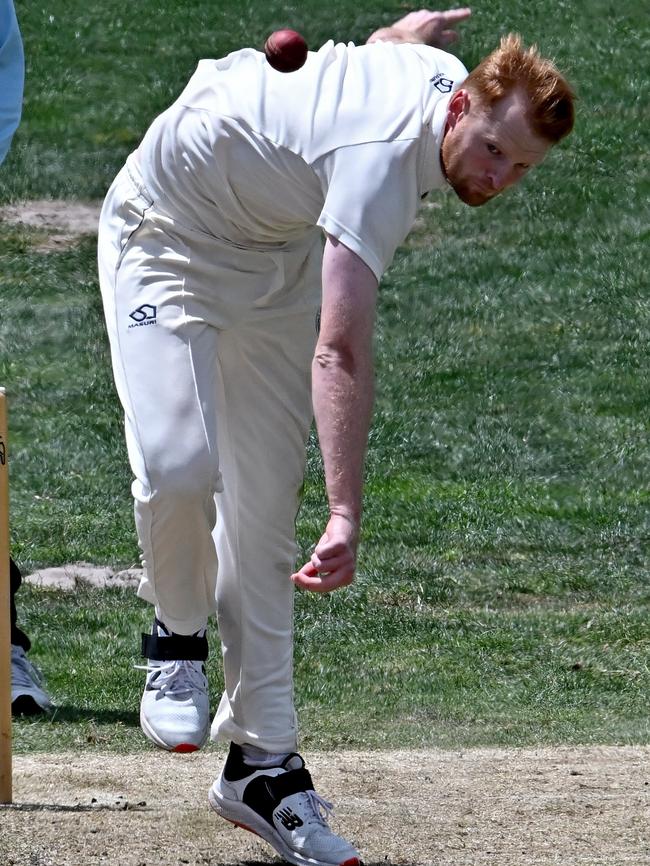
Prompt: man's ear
<box><xmin>446</xmin><ymin>89</ymin><xmax>471</xmax><ymax>129</ymax></box>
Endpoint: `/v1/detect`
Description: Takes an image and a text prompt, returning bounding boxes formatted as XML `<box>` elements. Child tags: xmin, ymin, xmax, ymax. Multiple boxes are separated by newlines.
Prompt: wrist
<box><xmin>367</xmin><ymin>27</ymin><xmax>415</xmax><ymax>45</ymax></box>
<box><xmin>329</xmin><ymin>508</ymin><xmax>361</xmax><ymax>533</ymax></box>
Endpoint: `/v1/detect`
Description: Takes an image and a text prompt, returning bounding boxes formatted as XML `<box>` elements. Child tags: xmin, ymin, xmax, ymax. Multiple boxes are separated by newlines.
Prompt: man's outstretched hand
<box><xmin>367</xmin><ymin>8</ymin><xmax>472</xmax><ymax>48</ymax></box>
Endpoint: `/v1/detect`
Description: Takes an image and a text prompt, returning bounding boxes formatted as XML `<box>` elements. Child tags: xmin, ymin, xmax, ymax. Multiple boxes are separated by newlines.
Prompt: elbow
<box><xmin>314</xmin><ymin>343</ymin><xmax>362</xmax><ymax>376</ymax></box>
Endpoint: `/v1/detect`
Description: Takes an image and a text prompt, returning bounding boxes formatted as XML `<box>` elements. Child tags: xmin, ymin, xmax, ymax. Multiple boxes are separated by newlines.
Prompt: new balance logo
<box><xmin>128</xmin><ymin>304</ymin><xmax>157</xmax><ymax>329</ymax></box>
<box><xmin>275</xmin><ymin>807</ymin><xmax>304</xmax><ymax>831</ymax></box>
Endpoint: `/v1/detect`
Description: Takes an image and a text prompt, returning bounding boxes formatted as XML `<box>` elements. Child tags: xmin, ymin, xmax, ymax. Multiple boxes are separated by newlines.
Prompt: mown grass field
<box><xmin>1</xmin><ymin>0</ymin><xmax>648</xmax><ymax>753</ymax></box>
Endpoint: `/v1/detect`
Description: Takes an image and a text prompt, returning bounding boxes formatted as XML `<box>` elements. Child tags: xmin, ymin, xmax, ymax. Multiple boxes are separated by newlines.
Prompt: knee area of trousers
<box><xmin>150</xmin><ymin>461</ymin><xmax>221</xmax><ymax>503</ymax></box>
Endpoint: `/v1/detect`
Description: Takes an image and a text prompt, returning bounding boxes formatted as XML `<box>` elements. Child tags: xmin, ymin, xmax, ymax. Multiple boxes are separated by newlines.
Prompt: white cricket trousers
<box><xmin>97</xmin><ymin>155</ymin><xmax>322</xmax><ymax>752</ymax></box>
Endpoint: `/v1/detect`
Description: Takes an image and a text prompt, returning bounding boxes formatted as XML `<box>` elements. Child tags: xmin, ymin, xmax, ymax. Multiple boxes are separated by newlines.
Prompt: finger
<box><xmin>291</xmin><ymin>567</ymin><xmax>354</xmax><ymax>593</ymax></box>
<box><xmin>441</xmin><ymin>8</ymin><xmax>472</xmax><ymax>24</ymax></box>
<box><xmin>311</xmin><ymin>548</ymin><xmax>353</xmax><ymax>570</ymax></box>
<box><xmin>313</xmin><ymin>540</ymin><xmax>346</xmax><ymax>558</ymax></box>
<box><xmin>291</xmin><ymin>559</ymin><xmax>355</xmax><ymax>591</ymax></box>
<box><xmin>311</xmin><ymin>544</ymin><xmax>351</xmax><ymax>566</ymax></box>
<box><xmin>293</xmin><ymin>561</ymin><xmax>319</xmax><ymax>579</ymax></box>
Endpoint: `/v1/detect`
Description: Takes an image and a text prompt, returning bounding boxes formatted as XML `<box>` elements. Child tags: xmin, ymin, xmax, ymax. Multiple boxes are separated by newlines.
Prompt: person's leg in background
<box><xmin>10</xmin><ymin>557</ymin><xmax>52</xmax><ymax>715</ymax></box>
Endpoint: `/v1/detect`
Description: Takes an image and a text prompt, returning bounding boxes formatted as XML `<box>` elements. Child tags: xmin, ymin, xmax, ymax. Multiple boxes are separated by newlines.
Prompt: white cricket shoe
<box><xmin>11</xmin><ymin>645</ymin><xmax>53</xmax><ymax>716</ymax></box>
<box><xmin>139</xmin><ymin>619</ymin><xmax>210</xmax><ymax>753</ymax></box>
<box><xmin>209</xmin><ymin>743</ymin><xmax>361</xmax><ymax>866</ymax></box>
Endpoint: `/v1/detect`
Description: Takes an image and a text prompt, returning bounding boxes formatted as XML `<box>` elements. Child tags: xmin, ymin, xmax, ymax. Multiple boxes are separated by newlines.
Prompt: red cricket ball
<box><xmin>264</xmin><ymin>29</ymin><xmax>308</xmax><ymax>73</ymax></box>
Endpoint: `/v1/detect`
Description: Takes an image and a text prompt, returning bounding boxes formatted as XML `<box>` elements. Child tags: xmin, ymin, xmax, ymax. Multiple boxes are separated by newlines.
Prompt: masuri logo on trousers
<box><xmin>128</xmin><ymin>304</ymin><xmax>157</xmax><ymax>329</ymax></box>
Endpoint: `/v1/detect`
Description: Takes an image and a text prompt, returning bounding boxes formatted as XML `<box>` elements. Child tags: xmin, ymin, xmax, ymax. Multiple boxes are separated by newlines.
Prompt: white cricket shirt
<box><xmin>137</xmin><ymin>40</ymin><xmax>468</xmax><ymax>280</ymax></box>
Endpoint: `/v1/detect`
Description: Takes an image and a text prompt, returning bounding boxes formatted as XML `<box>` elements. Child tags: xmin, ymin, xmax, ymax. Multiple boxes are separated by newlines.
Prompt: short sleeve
<box><xmin>314</xmin><ymin>139</ymin><xmax>421</xmax><ymax>281</ymax></box>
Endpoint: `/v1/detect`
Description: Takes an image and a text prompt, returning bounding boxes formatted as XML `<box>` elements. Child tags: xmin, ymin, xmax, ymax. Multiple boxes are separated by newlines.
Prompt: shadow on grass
<box><xmin>47</xmin><ymin>705</ymin><xmax>140</xmax><ymax>726</ymax></box>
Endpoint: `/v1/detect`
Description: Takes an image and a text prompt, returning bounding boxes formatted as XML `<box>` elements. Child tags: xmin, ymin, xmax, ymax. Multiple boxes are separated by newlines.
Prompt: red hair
<box><xmin>464</xmin><ymin>33</ymin><xmax>575</xmax><ymax>143</ymax></box>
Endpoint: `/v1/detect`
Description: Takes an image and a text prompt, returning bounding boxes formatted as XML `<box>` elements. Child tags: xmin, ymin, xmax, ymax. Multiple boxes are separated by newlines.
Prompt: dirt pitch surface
<box><xmin>1</xmin><ymin>746</ymin><xmax>649</xmax><ymax>865</ymax></box>
<box><xmin>0</xmin><ymin>199</ymin><xmax>102</xmax><ymax>250</ymax></box>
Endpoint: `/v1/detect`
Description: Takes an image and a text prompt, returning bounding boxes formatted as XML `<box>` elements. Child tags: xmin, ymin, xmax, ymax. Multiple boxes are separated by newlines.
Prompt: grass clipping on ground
<box><xmin>2</xmin><ymin>746</ymin><xmax>648</xmax><ymax>865</ymax></box>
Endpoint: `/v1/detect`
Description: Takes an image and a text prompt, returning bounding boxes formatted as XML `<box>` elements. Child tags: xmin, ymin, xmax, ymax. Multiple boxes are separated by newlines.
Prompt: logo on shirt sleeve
<box><xmin>430</xmin><ymin>73</ymin><xmax>454</xmax><ymax>93</ymax></box>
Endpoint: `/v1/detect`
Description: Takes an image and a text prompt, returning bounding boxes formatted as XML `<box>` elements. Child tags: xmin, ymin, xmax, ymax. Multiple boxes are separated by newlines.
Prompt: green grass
<box><xmin>15</xmin><ymin>582</ymin><xmax>650</xmax><ymax>753</ymax></box>
<box><xmin>3</xmin><ymin>0</ymin><xmax>650</xmax><ymax>752</ymax></box>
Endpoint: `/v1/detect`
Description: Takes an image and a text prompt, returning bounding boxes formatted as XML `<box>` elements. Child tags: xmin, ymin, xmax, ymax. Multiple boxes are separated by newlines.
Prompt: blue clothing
<box><xmin>1</xmin><ymin>1</ymin><xmax>26</xmax><ymax>647</ymax></box>
<box><xmin>0</xmin><ymin>0</ymin><xmax>24</xmax><ymax>164</ymax></box>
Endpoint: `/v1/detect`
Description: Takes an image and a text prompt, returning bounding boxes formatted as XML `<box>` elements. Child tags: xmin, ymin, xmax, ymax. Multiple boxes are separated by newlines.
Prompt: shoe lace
<box><xmin>136</xmin><ymin>659</ymin><xmax>207</xmax><ymax>696</ymax></box>
<box><xmin>302</xmin><ymin>790</ymin><xmax>335</xmax><ymax>827</ymax></box>
<box><xmin>11</xmin><ymin>647</ymin><xmax>44</xmax><ymax>690</ymax></box>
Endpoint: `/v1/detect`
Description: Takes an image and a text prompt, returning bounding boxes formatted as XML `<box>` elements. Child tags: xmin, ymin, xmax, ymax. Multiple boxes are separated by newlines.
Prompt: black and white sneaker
<box><xmin>208</xmin><ymin>743</ymin><xmax>361</xmax><ymax>866</ymax></box>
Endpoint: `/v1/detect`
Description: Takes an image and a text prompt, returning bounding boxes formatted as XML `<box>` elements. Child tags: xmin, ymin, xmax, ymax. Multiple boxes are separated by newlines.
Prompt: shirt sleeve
<box><xmin>0</xmin><ymin>0</ymin><xmax>25</xmax><ymax>165</ymax></box>
<box><xmin>314</xmin><ymin>139</ymin><xmax>421</xmax><ymax>281</ymax></box>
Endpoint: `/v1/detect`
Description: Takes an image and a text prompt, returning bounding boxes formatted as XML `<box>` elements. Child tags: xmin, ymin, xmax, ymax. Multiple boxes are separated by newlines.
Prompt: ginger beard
<box><xmin>440</xmin><ymin>87</ymin><xmax>552</xmax><ymax>207</ymax></box>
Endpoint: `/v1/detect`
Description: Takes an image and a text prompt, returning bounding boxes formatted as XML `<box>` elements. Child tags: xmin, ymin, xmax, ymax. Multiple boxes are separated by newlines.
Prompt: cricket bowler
<box><xmin>97</xmin><ymin>9</ymin><xmax>574</xmax><ymax>865</ymax></box>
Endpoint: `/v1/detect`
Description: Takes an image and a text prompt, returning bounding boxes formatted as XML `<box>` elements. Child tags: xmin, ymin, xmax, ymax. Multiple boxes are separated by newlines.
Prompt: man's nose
<box><xmin>486</xmin><ymin>165</ymin><xmax>511</xmax><ymax>191</ymax></box>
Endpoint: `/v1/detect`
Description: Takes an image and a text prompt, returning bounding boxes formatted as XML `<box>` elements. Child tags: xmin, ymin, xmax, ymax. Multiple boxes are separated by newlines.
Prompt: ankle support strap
<box><xmin>141</xmin><ymin>631</ymin><xmax>208</xmax><ymax>662</ymax></box>
<box><xmin>242</xmin><ymin>767</ymin><xmax>315</xmax><ymax>825</ymax></box>
<box><xmin>265</xmin><ymin>766</ymin><xmax>314</xmax><ymax>801</ymax></box>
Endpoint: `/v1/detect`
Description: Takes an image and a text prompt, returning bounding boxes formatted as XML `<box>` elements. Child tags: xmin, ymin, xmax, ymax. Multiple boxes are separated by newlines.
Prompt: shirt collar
<box><xmin>419</xmin><ymin>91</ymin><xmax>454</xmax><ymax>196</ymax></box>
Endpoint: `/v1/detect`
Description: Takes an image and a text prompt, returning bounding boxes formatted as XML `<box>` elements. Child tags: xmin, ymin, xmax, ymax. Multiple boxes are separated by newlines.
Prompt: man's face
<box><xmin>440</xmin><ymin>87</ymin><xmax>552</xmax><ymax>207</ymax></box>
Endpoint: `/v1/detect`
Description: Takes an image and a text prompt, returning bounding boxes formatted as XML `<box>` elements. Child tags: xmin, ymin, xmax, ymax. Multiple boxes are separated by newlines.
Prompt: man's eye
<box><xmin>516</xmin><ymin>163</ymin><xmax>530</xmax><ymax>171</ymax></box>
<box><xmin>486</xmin><ymin>143</ymin><xmax>500</xmax><ymax>154</ymax></box>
